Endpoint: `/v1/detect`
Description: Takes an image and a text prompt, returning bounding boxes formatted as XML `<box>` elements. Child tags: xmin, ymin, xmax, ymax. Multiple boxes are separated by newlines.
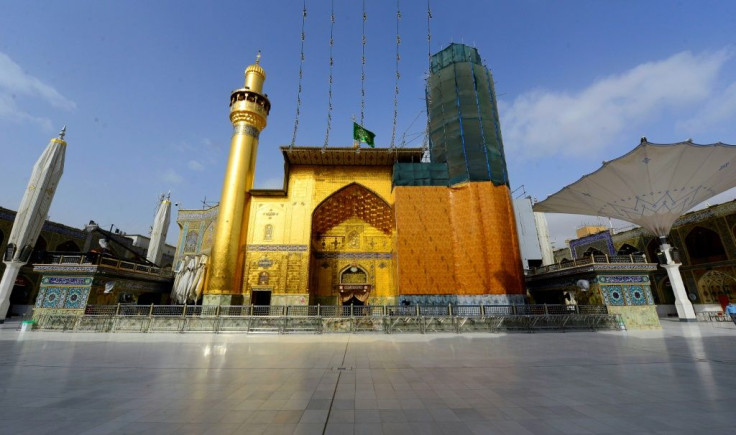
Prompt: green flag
<box><xmin>353</xmin><ymin>122</ymin><xmax>376</xmax><ymax>147</ymax></box>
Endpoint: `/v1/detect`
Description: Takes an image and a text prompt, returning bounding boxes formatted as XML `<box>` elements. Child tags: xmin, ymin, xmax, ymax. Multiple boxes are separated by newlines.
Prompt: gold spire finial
<box><xmin>244</xmin><ymin>52</ymin><xmax>266</xmax><ymax>91</ymax></box>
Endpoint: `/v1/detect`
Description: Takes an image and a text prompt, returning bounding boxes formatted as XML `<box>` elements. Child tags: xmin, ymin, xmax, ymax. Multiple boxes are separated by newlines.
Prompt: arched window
<box><xmin>697</xmin><ymin>270</ymin><xmax>735</xmax><ymax>304</ymax></box>
<box><xmin>56</xmin><ymin>240</ymin><xmax>81</xmax><ymax>252</ymax></box>
<box><xmin>583</xmin><ymin>247</ymin><xmax>604</xmax><ymax>257</ymax></box>
<box><xmin>258</xmin><ymin>272</ymin><xmax>269</xmax><ymax>285</ymax></box>
<box><xmin>616</xmin><ymin>244</ymin><xmax>639</xmax><ymax>255</ymax></box>
<box><xmin>685</xmin><ymin>226</ymin><xmax>726</xmax><ymax>264</ymax></box>
<box><xmin>184</xmin><ymin>230</ymin><xmax>198</xmax><ymax>253</ymax></box>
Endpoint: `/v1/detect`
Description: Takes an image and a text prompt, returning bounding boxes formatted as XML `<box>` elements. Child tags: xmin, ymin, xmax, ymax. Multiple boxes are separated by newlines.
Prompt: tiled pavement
<box><xmin>0</xmin><ymin>319</ymin><xmax>735</xmax><ymax>434</ymax></box>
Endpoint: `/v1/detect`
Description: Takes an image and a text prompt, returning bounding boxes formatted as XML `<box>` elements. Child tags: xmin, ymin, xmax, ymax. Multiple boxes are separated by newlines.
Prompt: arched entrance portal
<box><xmin>310</xmin><ymin>183</ymin><xmax>396</xmax><ymax>305</ymax></box>
<box><xmin>697</xmin><ymin>270</ymin><xmax>736</xmax><ymax>306</ymax></box>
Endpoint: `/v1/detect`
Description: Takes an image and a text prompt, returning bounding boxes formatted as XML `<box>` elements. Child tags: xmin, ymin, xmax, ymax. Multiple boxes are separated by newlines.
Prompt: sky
<box><xmin>2</xmin><ymin>1</ymin><xmax>736</xmax><ymax>249</ymax></box>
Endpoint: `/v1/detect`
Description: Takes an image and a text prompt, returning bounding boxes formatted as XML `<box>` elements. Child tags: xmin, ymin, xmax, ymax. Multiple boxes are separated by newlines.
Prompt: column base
<box><xmin>202</xmin><ymin>294</ymin><xmax>244</xmax><ymax>306</ymax></box>
<box><xmin>661</xmin><ymin>263</ymin><xmax>697</xmax><ymax>321</ymax></box>
<box><xmin>674</xmin><ymin>299</ymin><xmax>697</xmax><ymax>321</ymax></box>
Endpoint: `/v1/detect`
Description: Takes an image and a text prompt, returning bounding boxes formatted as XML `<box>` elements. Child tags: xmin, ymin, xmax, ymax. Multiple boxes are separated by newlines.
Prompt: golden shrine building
<box><xmin>173</xmin><ymin>44</ymin><xmax>526</xmax><ymax>307</ymax></box>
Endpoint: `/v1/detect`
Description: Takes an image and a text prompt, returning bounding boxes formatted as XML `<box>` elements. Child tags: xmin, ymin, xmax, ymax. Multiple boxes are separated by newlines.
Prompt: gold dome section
<box><xmin>246</xmin><ymin>63</ymin><xmax>266</xmax><ymax>78</ymax></box>
<box><xmin>244</xmin><ymin>63</ymin><xmax>266</xmax><ymax>94</ymax></box>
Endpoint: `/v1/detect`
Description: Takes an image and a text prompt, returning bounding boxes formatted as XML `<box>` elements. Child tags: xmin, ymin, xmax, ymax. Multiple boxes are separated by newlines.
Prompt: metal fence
<box><xmin>32</xmin><ymin>304</ymin><xmax>623</xmax><ymax>334</ymax></box>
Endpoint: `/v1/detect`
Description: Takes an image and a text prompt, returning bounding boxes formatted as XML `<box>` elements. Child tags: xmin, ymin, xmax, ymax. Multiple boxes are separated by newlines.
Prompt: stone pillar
<box><xmin>660</xmin><ymin>243</ymin><xmax>696</xmax><ymax>321</ymax></box>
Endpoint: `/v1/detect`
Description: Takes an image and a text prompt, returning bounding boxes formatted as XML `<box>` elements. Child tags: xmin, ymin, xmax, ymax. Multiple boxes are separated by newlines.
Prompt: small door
<box><xmin>343</xmin><ymin>295</ymin><xmax>365</xmax><ymax>306</ymax></box>
<box><xmin>251</xmin><ymin>290</ymin><xmax>272</xmax><ymax>306</ymax></box>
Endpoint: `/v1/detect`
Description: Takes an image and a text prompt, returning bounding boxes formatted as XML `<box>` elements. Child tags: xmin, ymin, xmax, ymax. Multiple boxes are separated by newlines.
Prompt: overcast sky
<box><xmin>2</xmin><ymin>1</ymin><xmax>735</xmax><ymax>247</ymax></box>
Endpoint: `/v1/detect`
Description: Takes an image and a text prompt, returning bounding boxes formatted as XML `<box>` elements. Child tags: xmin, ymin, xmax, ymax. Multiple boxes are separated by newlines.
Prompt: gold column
<box><xmin>204</xmin><ymin>57</ymin><xmax>270</xmax><ymax>302</ymax></box>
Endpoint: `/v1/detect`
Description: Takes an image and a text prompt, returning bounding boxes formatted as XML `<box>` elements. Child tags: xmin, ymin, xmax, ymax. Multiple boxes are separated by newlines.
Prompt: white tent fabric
<box><xmin>171</xmin><ymin>254</ymin><xmax>208</xmax><ymax>304</ymax></box>
<box><xmin>146</xmin><ymin>196</ymin><xmax>171</xmax><ymax>266</ymax></box>
<box><xmin>534</xmin><ymin>140</ymin><xmax>736</xmax><ymax>237</ymax></box>
<box><xmin>0</xmin><ymin>129</ymin><xmax>66</xmax><ymax>319</ymax></box>
<box><xmin>5</xmin><ymin>132</ymin><xmax>66</xmax><ymax>261</ymax></box>
<box><xmin>189</xmin><ymin>255</ymin><xmax>208</xmax><ymax>302</ymax></box>
<box><xmin>172</xmin><ymin>256</ymin><xmax>195</xmax><ymax>304</ymax></box>
<box><xmin>171</xmin><ymin>255</ymin><xmax>187</xmax><ymax>302</ymax></box>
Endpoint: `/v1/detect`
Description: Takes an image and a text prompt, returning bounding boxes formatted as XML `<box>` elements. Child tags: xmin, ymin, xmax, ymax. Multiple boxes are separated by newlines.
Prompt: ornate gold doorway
<box><xmin>338</xmin><ymin>265</ymin><xmax>371</xmax><ymax>305</ymax></box>
<box><xmin>309</xmin><ymin>183</ymin><xmax>396</xmax><ymax>305</ymax></box>
<box><xmin>697</xmin><ymin>270</ymin><xmax>736</xmax><ymax>304</ymax></box>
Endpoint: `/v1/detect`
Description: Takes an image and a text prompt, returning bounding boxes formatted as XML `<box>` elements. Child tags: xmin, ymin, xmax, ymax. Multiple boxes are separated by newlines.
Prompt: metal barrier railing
<box><xmin>34</xmin><ymin>304</ymin><xmax>624</xmax><ymax>334</ymax></box>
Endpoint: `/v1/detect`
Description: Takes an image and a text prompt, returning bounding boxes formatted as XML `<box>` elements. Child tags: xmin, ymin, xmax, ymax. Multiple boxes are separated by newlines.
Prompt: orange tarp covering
<box><xmin>395</xmin><ymin>182</ymin><xmax>524</xmax><ymax>295</ymax></box>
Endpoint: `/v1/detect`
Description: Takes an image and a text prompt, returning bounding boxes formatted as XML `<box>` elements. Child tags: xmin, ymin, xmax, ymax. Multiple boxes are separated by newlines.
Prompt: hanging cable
<box><xmin>323</xmin><ymin>0</ymin><xmax>335</xmax><ymax>150</ymax></box>
<box><xmin>422</xmin><ymin>0</ymin><xmax>433</xmax><ymax>152</ymax></box>
<box><xmin>427</xmin><ymin>0</ymin><xmax>432</xmax><ymax>69</ymax></box>
<box><xmin>360</xmin><ymin>0</ymin><xmax>367</xmax><ymax>127</ymax></box>
<box><xmin>399</xmin><ymin>109</ymin><xmax>425</xmax><ymax>148</ymax></box>
<box><xmin>390</xmin><ymin>0</ymin><xmax>401</xmax><ymax>149</ymax></box>
<box><xmin>290</xmin><ymin>0</ymin><xmax>307</xmax><ymax>149</ymax></box>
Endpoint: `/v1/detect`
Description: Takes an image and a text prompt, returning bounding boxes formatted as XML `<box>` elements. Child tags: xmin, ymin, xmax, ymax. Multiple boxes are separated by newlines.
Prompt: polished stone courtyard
<box><xmin>1</xmin><ymin>319</ymin><xmax>735</xmax><ymax>434</ymax></box>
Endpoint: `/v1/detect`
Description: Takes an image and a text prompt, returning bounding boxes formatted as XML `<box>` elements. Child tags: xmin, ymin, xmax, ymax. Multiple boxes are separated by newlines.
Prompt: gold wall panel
<box><xmin>395</xmin><ymin>182</ymin><xmax>524</xmax><ymax>296</ymax></box>
<box><xmin>394</xmin><ymin>187</ymin><xmax>456</xmax><ymax>292</ymax></box>
<box><xmin>241</xmin><ymin>165</ymin><xmax>396</xmax><ymax>304</ymax></box>
<box><xmin>242</xmin><ymin>250</ymin><xmax>310</xmax><ymax>296</ymax></box>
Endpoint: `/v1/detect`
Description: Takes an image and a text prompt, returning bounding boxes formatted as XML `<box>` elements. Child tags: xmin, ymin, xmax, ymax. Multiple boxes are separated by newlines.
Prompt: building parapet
<box><xmin>528</xmin><ymin>254</ymin><xmax>656</xmax><ymax>278</ymax></box>
<box><xmin>33</xmin><ymin>253</ymin><xmax>172</xmax><ymax>280</ymax></box>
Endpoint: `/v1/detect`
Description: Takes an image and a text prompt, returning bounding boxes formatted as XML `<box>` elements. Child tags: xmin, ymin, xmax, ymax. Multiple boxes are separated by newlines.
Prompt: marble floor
<box><xmin>0</xmin><ymin>319</ymin><xmax>735</xmax><ymax>434</ymax></box>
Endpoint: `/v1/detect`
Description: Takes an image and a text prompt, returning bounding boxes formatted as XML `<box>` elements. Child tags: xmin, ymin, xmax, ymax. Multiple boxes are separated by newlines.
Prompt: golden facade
<box><xmin>176</xmin><ymin>59</ymin><xmax>526</xmax><ymax>307</ymax></box>
<box><xmin>176</xmin><ymin>146</ymin><xmax>526</xmax><ymax>306</ymax></box>
<box><xmin>240</xmin><ymin>153</ymin><xmax>401</xmax><ymax>305</ymax></box>
<box><xmin>395</xmin><ymin>182</ymin><xmax>525</xmax><ymax>295</ymax></box>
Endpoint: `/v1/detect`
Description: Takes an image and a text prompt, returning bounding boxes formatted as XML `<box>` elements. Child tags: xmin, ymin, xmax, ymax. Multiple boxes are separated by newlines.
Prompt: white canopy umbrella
<box><xmin>171</xmin><ymin>256</ymin><xmax>184</xmax><ymax>303</ymax></box>
<box><xmin>189</xmin><ymin>255</ymin><xmax>208</xmax><ymax>303</ymax></box>
<box><xmin>534</xmin><ymin>139</ymin><xmax>736</xmax><ymax>320</ymax></box>
<box><xmin>0</xmin><ymin>128</ymin><xmax>67</xmax><ymax>321</ymax></box>
<box><xmin>171</xmin><ymin>255</ymin><xmax>192</xmax><ymax>304</ymax></box>
<box><xmin>146</xmin><ymin>194</ymin><xmax>171</xmax><ymax>266</ymax></box>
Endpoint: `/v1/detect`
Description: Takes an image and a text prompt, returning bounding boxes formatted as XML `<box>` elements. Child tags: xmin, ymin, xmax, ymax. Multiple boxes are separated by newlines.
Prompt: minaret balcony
<box><xmin>229</xmin><ymin>89</ymin><xmax>270</xmax><ymax>116</ymax></box>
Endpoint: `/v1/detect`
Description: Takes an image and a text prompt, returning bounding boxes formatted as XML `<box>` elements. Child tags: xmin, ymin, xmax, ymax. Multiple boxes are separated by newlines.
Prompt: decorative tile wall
<box><xmin>35</xmin><ymin>275</ymin><xmax>93</xmax><ymax>310</ymax></box>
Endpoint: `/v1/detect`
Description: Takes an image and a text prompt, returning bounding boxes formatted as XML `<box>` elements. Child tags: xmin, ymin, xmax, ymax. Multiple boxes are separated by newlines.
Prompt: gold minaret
<box><xmin>204</xmin><ymin>53</ymin><xmax>270</xmax><ymax>303</ymax></box>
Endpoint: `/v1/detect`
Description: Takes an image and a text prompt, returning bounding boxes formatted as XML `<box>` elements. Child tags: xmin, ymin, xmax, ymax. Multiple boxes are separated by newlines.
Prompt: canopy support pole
<box><xmin>659</xmin><ymin>243</ymin><xmax>696</xmax><ymax>321</ymax></box>
<box><xmin>0</xmin><ymin>262</ymin><xmax>23</xmax><ymax>322</ymax></box>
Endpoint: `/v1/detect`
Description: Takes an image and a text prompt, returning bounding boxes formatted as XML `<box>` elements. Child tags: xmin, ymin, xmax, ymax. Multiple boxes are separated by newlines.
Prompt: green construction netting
<box><xmin>430</xmin><ymin>43</ymin><xmax>483</xmax><ymax>73</ymax></box>
<box><xmin>427</xmin><ymin>44</ymin><xmax>509</xmax><ymax>187</ymax></box>
<box><xmin>392</xmin><ymin>163</ymin><xmax>449</xmax><ymax>187</ymax></box>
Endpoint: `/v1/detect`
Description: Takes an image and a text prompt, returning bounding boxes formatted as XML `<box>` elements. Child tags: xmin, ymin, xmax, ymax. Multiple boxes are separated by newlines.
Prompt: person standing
<box><xmin>726</xmin><ymin>303</ymin><xmax>736</xmax><ymax>325</ymax></box>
